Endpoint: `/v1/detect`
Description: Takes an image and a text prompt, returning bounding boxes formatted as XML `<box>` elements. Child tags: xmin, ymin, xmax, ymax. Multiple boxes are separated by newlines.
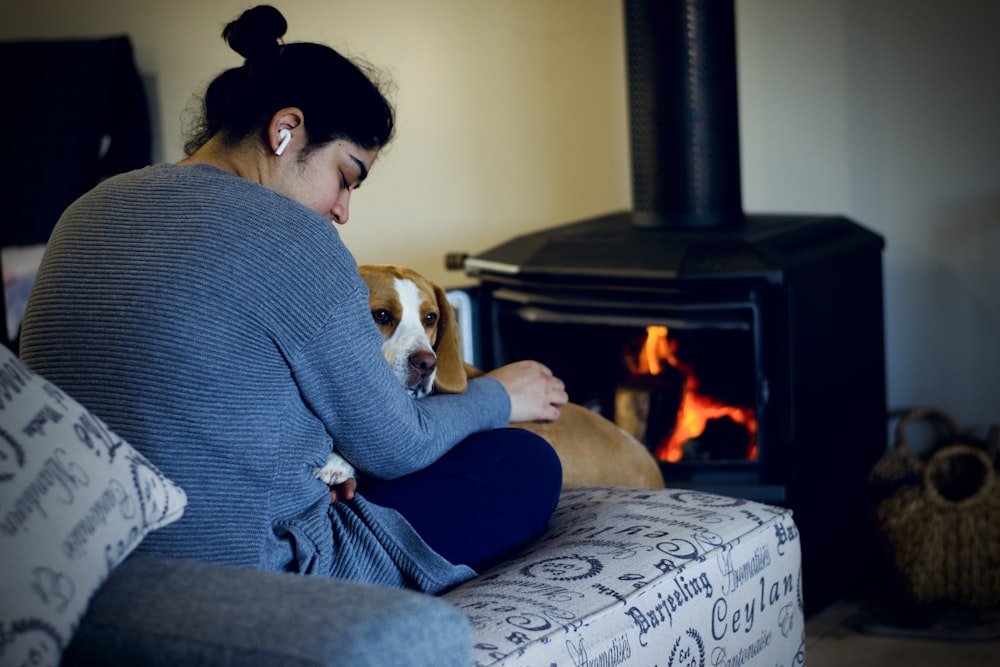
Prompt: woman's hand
<box><xmin>329</xmin><ymin>477</ymin><xmax>357</xmax><ymax>504</ymax></box>
<box><xmin>486</xmin><ymin>360</ymin><xmax>568</xmax><ymax>423</ymax></box>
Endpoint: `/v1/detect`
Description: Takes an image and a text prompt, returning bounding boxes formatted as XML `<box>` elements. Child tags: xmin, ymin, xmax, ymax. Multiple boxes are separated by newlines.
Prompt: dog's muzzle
<box><xmin>405</xmin><ymin>350</ymin><xmax>437</xmax><ymax>398</ymax></box>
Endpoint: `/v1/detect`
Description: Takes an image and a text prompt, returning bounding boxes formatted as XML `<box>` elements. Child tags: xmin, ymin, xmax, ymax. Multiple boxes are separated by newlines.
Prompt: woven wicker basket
<box><xmin>871</xmin><ymin>408</ymin><xmax>1000</xmax><ymax>608</ymax></box>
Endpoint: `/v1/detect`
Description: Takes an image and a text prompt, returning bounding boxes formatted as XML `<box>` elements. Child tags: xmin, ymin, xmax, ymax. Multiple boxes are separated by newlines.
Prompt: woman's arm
<box><xmin>291</xmin><ymin>282</ymin><xmax>510</xmax><ymax>479</ymax></box>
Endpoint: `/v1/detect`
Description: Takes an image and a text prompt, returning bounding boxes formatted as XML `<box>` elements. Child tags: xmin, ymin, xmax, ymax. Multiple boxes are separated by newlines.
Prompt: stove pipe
<box><xmin>625</xmin><ymin>0</ymin><xmax>743</xmax><ymax>229</ymax></box>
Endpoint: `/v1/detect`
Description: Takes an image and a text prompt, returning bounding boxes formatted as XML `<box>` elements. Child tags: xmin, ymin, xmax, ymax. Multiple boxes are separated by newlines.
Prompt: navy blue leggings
<box><xmin>359</xmin><ymin>428</ymin><xmax>562</xmax><ymax>572</ymax></box>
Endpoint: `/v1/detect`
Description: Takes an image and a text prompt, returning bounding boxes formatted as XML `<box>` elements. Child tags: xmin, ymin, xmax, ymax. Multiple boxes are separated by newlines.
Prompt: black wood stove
<box><xmin>454</xmin><ymin>0</ymin><xmax>887</xmax><ymax>615</ymax></box>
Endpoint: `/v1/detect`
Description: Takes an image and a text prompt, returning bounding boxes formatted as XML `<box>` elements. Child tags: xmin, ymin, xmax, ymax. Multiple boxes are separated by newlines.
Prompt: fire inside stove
<box><xmin>616</xmin><ymin>325</ymin><xmax>758</xmax><ymax>464</ymax></box>
<box><xmin>486</xmin><ymin>289</ymin><xmax>763</xmax><ymax>471</ymax></box>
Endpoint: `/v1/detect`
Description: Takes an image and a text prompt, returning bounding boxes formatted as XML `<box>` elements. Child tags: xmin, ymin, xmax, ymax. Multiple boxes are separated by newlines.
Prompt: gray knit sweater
<box><xmin>19</xmin><ymin>163</ymin><xmax>510</xmax><ymax>592</ymax></box>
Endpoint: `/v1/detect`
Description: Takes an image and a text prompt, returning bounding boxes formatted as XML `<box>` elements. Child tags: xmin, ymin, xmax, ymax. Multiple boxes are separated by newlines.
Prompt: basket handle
<box><xmin>923</xmin><ymin>443</ymin><xmax>996</xmax><ymax>508</ymax></box>
<box><xmin>892</xmin><ymin>407</ymin><xmax>960</xmax><ymax>459</ymax></box>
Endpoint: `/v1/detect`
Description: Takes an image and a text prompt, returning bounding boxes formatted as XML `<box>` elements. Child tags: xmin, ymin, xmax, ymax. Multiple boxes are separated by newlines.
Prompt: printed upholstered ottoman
<box><xmin>443</xmin><ymin>486</ymin><xmax>805</xmax><ymax>667</ymax></box>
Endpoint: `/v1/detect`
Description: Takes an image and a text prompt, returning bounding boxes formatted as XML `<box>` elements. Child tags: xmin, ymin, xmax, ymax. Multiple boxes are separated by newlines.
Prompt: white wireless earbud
<box><xmin>275</xmin><ymin>129</ymin><xmax>292</xmax><ymax>156</ymax></box>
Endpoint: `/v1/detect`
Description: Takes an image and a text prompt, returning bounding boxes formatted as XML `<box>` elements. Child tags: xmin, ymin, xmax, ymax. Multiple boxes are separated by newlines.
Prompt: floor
<box><xmin>805</xmin><ymin>599</ymin><xmax>1000</xmax><ymax>666</ymax></box>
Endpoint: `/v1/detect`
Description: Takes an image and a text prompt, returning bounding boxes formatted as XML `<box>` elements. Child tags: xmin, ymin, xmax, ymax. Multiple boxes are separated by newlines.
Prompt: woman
<box><xmin>19</xmin><ymin>5</ymin><xmax>566</xmax><ymax>593</ymax></box>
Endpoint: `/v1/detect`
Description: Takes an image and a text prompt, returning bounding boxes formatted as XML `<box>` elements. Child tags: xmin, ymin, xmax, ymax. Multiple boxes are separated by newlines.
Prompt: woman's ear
<box><xmin>430</xmin><ymin>284</ymin><xmax>468</xmax><ymax>394</ymax></box>
<box><xmin>269</xmin><ymin>107</ymin><xmax>304</xmax><ymax>155</ymax></box>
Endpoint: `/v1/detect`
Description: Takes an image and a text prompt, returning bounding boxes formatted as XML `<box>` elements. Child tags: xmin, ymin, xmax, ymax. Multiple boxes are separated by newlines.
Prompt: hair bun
<box><xmin>223</xmin><ymin>5</ymin><xmax>288</xmax><ymax>61</ymax></box>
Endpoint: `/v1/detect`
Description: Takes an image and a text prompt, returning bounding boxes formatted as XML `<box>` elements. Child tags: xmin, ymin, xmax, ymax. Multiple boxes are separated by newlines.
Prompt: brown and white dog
<box><xmin>333</xmin><ymin>264</ymin><xmax>665</xmax><ymax>490</ymax></box>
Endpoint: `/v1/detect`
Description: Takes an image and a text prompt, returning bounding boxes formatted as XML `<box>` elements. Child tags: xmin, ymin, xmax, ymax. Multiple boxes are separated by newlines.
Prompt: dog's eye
<box><xmin>424</xmin><ymin>313</ymin><xmax>438</xmax><ymax>328</ymax></box>
<box><xmin>372</xmin><ymin>309</ymin><xmax>393</xmax><ymax>325</ymax></box>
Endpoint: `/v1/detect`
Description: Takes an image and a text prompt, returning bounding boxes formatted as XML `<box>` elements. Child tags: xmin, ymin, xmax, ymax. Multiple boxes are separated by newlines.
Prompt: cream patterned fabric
<box><xmin>0</xmin><ymin>346</ymin><xmax>187</xmax><ymax>665</ymax></box>
<box><xmin>445</xmin><ymin>486</ymin><xmax>804</xmax><ymax>667</ymax></box>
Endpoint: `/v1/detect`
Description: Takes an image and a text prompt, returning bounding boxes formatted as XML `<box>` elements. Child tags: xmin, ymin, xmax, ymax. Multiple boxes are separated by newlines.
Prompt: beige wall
<box><xmin>1</xmin><ymin>0</ymin><xmax>630</xmax><ymax>289</ymax></box>
<box><xmin>4</xmin><ymin>0</ymin><xmax>998</xmax><ymax>432</ymax></box>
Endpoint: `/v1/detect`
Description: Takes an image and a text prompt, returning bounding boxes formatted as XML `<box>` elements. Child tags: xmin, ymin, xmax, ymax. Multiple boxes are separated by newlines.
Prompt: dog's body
<box><xmin>338</xmin><ymin>264</ymin><xmax>664</xmax><ymax>490</ymax></box>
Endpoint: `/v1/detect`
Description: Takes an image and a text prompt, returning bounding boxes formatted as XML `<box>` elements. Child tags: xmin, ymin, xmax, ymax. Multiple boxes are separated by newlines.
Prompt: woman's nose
<box><xmin>332</xmin><ymin>191</ymin><xmax>351</xmax><ymax>225</ymax></box>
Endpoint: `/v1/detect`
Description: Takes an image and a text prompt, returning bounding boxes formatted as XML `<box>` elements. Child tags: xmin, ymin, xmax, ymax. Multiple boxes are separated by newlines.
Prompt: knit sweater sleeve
<box><xmin>290</xmin><ymin>279</ymin><xmax>511</xmax><ymax>480</ymax></box>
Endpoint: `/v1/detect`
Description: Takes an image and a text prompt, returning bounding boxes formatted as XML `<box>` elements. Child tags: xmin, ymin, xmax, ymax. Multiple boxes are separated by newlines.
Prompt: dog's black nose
<box><xmin>409</xmin><ymin>351</ymin><xmax>437</xmax><ymax>379</ymax></box>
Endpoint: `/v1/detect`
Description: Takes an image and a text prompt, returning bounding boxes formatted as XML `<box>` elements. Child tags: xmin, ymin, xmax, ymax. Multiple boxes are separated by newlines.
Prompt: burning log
<box><xmin>614</xmin><ymin>374</ymin><xmax>684</xmax><ymax>451</ymax></box>
<box><xmin>616</xmin><ymin>326</ymin><xmax>758</xmax><ymax>463</ymax></box>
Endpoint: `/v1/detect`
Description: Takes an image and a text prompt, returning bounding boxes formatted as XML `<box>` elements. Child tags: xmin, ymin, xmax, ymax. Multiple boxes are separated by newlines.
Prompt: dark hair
<box><xmin>183</xmin><ymin>5</ymin><xmax>395</xmax><ymax>156</ymax></box>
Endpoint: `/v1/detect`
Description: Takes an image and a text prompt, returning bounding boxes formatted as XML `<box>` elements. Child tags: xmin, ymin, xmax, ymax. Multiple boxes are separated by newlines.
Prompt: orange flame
<box><xmin>633</xmin><ymin>326</ymin><xmax>757</xmax><ymax>463</ymax></box>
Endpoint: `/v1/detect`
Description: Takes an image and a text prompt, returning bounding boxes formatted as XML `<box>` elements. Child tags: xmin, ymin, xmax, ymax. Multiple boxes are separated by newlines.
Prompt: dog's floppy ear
<box><xmin>431</xmin><ymin>283</ymin><xmax>468</xmax><ymax>394</ymax></box>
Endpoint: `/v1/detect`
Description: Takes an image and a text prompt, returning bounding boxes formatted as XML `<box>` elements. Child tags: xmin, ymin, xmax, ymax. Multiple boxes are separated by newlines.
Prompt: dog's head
<box><xmin>359</xmin><ymin>264</ymin><xmax>468</xmax><ymax>397</ymax></box>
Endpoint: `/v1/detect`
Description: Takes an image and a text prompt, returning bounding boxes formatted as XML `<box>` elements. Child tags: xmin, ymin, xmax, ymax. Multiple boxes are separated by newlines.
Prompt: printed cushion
<box><xmin>0</xmin><ymin>346</ymin><xmax>187</xmax><ymax>666</ymax></box>
<box><xmin>444</xmin><ymin>486</ymin><xmax>805</xmax><ymax>666</ymax></box>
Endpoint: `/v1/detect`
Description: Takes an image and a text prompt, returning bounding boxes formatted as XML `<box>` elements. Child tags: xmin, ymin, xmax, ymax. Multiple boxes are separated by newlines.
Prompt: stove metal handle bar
<box><xmin>492</xmin><ymin>288</ymin><xmax>753</xmax><ymax>330</ymax></box>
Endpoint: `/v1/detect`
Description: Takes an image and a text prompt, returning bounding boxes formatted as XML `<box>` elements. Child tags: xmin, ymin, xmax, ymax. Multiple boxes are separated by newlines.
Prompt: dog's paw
<box><xmin>313</xmin><ymin>452</ymin><xmax>356</xmax><ymax>486</ymax></box>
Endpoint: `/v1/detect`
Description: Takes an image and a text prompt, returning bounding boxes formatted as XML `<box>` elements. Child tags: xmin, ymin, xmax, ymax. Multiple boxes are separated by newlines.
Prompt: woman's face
<box><xmin>277</xmin><ymin>139</ymin><xmax>379</xmax><ymax>225</ymax></box>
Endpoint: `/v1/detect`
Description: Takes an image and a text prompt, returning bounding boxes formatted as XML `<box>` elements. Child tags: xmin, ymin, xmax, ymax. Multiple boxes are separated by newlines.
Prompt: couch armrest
<box><xmin>62</xmin><ymin>554</ymin><xmax>473</xmax><ymax>667</ymax></box>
